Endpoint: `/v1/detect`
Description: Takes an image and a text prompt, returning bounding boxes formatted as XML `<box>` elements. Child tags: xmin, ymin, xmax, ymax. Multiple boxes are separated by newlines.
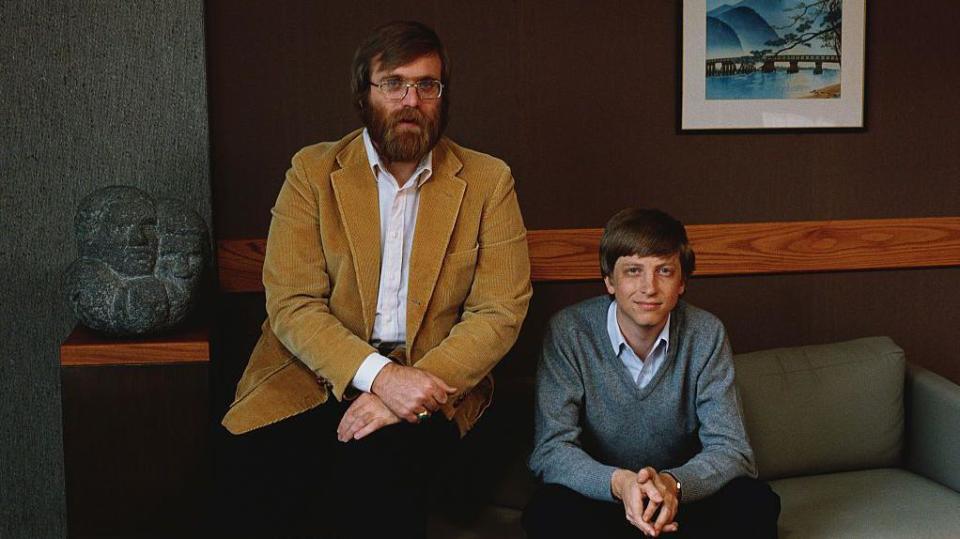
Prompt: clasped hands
<box><xmin>337</xmin><ymin>362</ymin><xmax>456</xmax><ymax>442</ymax></box>
<box><xmin>611</xmin><ymin>467</ymin><xmax>680</xmax><ymax>537</ymax></box>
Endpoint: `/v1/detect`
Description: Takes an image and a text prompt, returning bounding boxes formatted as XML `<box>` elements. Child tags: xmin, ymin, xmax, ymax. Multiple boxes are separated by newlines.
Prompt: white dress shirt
<box><xmin>351</xmin><ymin>129</ymin><xmax>433</xmax><ymax>392</ymax></box>
<box><xmin>607</xmin><ymin>300</ymin><xmax>670</xmax><ymax>389</ymax></box>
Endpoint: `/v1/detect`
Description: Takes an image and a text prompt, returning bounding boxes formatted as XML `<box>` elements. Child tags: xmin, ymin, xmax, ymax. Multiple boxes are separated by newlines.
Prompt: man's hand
<box><xmin>611</xmin><ymin>468</ymin><xmax>680</xmax><ymax>536</ymax></box>
<box><xmin>336</xmin><ymin>392</ymin><xmax>400</xmax><ymax>442</ymax></box>
<box><xmin>638</xmin><ymin>467</ymin><xmax>680</xmax><ymax>536</ymax></box>
<box><xmin>370</xmin><ymin>362</ymin><xmax>457</xmax><ymax>423</ymax></box>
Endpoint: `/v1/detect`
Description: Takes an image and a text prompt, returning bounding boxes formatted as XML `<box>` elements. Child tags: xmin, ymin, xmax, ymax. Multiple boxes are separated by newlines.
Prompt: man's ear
<box><xmin>603</xmin><ymin>275</ymin><xmax>615</xmax><ymax>295</ymax></box>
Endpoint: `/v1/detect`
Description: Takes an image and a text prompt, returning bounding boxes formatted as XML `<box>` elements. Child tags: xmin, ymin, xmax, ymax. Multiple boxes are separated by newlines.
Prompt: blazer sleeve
<box><xmin>262</xmin><ymin>153</ymin><xmax>375</xmax><ymax>400</ymax></box>
<box><xmin>414</xmin><ymin>166</ymin><xmax>533</xmax><ymax>402</ymax></box>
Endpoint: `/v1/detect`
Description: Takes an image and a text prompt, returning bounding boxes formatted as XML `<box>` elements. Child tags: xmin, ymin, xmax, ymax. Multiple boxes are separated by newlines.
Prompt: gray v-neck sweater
<box><xmin>529</xmin><ymin>296</ymin><xmax>756</xmax><ymax>503</ymax></box>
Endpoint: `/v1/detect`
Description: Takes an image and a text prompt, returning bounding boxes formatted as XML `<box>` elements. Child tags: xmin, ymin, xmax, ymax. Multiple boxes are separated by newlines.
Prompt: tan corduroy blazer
<box><xmin>222</xmin><ymin>130</ymin><xmax>532</xmax><ymax>436</ymax></box>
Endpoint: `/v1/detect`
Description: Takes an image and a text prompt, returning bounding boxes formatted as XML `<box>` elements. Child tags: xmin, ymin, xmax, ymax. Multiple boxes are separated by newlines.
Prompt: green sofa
<box><xmin>430</xmin><ymin>336</ymin><xmax>960</xmax><ymax>538</ymax></box>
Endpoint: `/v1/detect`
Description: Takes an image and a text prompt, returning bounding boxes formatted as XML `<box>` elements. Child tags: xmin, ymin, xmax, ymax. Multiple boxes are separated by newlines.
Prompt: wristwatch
<box><xmin>664</xmin><ymin>471</ymin><xmax>682</xmax><ymax>502</ymax></box>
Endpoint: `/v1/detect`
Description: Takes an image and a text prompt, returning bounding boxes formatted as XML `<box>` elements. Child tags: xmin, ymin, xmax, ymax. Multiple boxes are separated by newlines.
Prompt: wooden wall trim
<box><xmin>217</xmin><ymin>217</ymin><xmax>960</xmax><ymax>292</ymax></box>
<box><xmin>218</xmin><ymin>238</ymin><xmax>268</xmax><ymax>293</ymax></box>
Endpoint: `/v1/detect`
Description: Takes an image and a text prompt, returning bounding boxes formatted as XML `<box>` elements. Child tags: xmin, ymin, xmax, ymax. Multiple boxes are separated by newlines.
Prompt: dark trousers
<box><xmin>523</xmin><ymin>477</ymin><xmax>780</xmax><ymax>539</ymax></box>
<box><xmin>212</xmin><ymin>397</ymin><xmax>459</xmax><ymax>538</ymax></box>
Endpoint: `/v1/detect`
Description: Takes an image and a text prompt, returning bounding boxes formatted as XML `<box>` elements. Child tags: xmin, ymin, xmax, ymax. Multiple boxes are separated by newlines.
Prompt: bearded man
<box><xmin>217</xmin><ymin>21</ymin><xmax>532</xmax><ymax>538</ymax></box>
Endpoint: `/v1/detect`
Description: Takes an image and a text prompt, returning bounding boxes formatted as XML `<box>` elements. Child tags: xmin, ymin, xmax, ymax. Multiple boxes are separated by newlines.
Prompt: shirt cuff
<box><xmin>351</xmin><ymin>352</ymin><xmax>393</xmax><ymax>393</ymax></box>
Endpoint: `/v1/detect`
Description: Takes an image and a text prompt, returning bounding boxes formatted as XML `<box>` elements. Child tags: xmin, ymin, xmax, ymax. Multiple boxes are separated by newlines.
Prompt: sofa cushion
<box><xmin>734</xmin><ymin>337</ymin><xmax>905</xmax><ymax>480</ymax></box>
<box><xmin>770</xmin><ymin>468</ymin><xmax>960</xmax><ymax>538</ymax></box>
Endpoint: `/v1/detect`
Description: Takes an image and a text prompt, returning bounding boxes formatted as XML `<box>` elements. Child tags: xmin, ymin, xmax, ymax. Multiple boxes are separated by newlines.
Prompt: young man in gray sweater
<box><xmin>524</xmin><ymin>209</ymin><xmax>780</xmax><ymax>538</ymax></box>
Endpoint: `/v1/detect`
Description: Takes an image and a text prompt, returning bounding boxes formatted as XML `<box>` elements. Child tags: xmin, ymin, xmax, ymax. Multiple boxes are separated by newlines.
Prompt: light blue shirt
<box><xmin>607</xmin><ymin>300</ymin><xmax>670</xmax><ymax>388</ymax></box>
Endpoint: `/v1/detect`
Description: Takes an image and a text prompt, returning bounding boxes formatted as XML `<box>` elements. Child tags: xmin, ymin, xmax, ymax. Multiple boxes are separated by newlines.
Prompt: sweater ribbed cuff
<box><xmin>584</xmin><ymin>463</ymin><xmax>620</xmax><ymax>502</ymax></box>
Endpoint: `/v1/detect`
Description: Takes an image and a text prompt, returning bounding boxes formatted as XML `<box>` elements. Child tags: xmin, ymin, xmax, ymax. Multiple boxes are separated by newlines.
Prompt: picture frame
<box><xmin>681</xmin><ymin>0</ymin><xmax>866</xmax><ymax>130</ymax></box>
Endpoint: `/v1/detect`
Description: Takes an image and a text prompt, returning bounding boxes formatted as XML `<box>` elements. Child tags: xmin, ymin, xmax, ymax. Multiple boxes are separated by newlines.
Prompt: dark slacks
<box><xmin>212</xmin><ymin>397</ymin><xmax>460</xmax><ymax>538</ymax></box>
<box><xmin>523</xmin><ymin>477</ymin><xmax>781</xmax><ymax>539</ymax></box>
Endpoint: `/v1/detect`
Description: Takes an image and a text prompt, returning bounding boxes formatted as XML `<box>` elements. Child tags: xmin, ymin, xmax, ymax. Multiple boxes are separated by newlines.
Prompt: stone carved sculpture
<box><xmin>65</xmin><ymin>186</ymin><xmax>208</xmax><ymax>336</ymax></box>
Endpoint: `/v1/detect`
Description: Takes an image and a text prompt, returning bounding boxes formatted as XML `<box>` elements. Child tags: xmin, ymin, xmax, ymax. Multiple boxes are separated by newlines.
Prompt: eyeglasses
<box><xmin>370</xmin><ymin>78</ymin><xmax>444</xmax><ymax>101</ymax></box>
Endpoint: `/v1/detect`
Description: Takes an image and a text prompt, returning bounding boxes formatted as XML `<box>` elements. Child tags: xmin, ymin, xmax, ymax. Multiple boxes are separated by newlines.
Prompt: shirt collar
<box><xmin>607</xmin><ymin>299</ymin><xmax>671</xmax><ymax>359</ymax></box>
<box><xmin>362</xmin><ymin>128</ymin><xmax>433</xmax><ymax>188</ymax></box>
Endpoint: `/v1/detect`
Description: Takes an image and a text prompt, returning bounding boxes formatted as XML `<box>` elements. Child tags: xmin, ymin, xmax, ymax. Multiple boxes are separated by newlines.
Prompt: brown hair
<box><xmin>351</xmin><ymin>21</ymin><xmax>450</xmax><ymax>130</ymax></box>
<box><xmin>599</xmin><ymin>208</ymin><xmax>696</xmax><ymax>280</ymax></box>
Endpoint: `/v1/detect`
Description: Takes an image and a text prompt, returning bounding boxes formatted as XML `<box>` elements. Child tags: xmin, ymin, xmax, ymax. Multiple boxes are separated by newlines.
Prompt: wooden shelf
<box><xmin>60</xmin><ymin>324</ymin><xmax>211</xmax><ymax>536</ymax></box>
<box><xmin>60</xmin><ymin>324</ymin><xmax>210</xmax><ymax>366</ymax></box>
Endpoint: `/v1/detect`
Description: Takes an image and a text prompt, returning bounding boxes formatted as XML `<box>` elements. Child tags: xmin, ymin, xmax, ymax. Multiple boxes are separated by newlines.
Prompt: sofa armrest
<box><xmin>905</xmin><ymin>363</ymin><xmax>960</xmax><ymax>492</ymax></box>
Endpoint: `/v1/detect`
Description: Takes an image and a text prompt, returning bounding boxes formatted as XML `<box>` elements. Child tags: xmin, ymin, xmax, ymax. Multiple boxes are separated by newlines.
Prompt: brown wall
<box><xmin>206</xmin><ymin>1</ymin><xmax>960</xmax><ymax>382</ymax></box>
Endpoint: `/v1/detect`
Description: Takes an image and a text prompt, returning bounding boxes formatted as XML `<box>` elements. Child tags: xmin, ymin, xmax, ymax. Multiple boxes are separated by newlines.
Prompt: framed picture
<box><xmin>681</xmin><ymin>0</ymin><xmax>866</xmax><ymax>130</ymax></box>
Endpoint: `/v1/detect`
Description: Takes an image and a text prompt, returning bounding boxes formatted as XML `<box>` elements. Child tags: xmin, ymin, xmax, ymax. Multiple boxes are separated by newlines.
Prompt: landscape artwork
<box><xmin>706</xmin><ymin>0</ymin><xmax>841</xmax><ymax>100</ymax></box>
<box><xmin>681</xmin><ymin>0</ymin><xmax>864</xmax><ymax>129</ymax></box>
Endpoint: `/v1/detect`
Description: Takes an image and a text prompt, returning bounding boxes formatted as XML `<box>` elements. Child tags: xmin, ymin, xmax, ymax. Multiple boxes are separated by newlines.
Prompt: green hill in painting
<box><xmin>716</xmin><ymin>7</ymin><xmax>780</xmax><ymax>55</ymax></box>
<box><xmin>706</xmin><ymin>16</ymin><xmax>744</xmax><ymax>59</ymax></box>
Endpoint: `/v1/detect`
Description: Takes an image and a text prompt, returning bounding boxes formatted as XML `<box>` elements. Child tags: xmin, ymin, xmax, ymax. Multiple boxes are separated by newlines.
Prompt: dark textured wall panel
<box><xmin>206</xmin><ymin>1</ymin><xmax>960</xmax><ymax>236</ymax></box>
<box><xmin>0</xmin><ymin>2</ymin><xmax>210</xmax><ymax>537</ymax></box>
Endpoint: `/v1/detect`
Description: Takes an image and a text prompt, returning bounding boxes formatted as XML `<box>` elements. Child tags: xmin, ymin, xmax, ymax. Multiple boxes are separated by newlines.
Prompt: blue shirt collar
<box><xmin>607</xmin><ymin>299</ymin><xmax>671</xmax><ymax>359</ymax></box>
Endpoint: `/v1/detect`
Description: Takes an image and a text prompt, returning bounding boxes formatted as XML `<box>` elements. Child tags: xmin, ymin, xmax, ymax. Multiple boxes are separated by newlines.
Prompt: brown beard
<box><xmin>365</xmin><ymin>103</ymin><xmax>441</xmax><ymax>163</ymax></box>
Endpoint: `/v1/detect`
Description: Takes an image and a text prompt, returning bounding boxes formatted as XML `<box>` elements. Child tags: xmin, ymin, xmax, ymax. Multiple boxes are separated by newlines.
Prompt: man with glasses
<box><xmin>218</xmin><ymin>20</ymin><xmax>531</xmax><ymax>538</ymax></box>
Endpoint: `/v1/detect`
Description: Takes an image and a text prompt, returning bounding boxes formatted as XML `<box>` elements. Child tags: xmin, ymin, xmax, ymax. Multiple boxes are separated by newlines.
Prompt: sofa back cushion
<box><xmin>733</xmin><ymin>337</ymin><xmax>905</xmax><ymax>480</ymax></box>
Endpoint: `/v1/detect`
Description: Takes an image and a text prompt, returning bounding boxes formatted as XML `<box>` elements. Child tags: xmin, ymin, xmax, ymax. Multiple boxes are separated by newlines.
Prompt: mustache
<box><xmin>388</xmin><ymin>108</ymin><xmax>427</xmax><ymax>126</ymax></box>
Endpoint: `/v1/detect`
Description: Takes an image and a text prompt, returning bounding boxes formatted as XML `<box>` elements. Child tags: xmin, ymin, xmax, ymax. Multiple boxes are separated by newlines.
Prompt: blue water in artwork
<box><xmin>707</xmin><ymin>68</ymin><xmax>841</xmax><ymax>100</ymax></box>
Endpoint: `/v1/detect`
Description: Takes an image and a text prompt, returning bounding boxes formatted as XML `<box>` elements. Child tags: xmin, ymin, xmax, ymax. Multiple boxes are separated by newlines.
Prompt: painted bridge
<box><xmin>706</xmin><ymin>54</ymin><xmax>840</xmax><ymax>77</ymax></box>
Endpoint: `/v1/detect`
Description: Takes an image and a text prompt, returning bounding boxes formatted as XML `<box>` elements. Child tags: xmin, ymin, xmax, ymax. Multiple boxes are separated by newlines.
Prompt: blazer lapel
<box><xmin>331</xmin><ymin>136</ymin><xmax>381</xmax><ymax>338</ymax></box>
<box><xmin>407</xmin><ymin>140</ymin><xmax>466</xmax><ymax>350</ymax></box>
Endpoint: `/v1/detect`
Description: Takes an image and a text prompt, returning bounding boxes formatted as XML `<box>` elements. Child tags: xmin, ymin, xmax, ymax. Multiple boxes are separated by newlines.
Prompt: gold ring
<box><xmin>416</xmin><ymin>411</ymin><xmax>431</xmax><ymax>423</ymax></box>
